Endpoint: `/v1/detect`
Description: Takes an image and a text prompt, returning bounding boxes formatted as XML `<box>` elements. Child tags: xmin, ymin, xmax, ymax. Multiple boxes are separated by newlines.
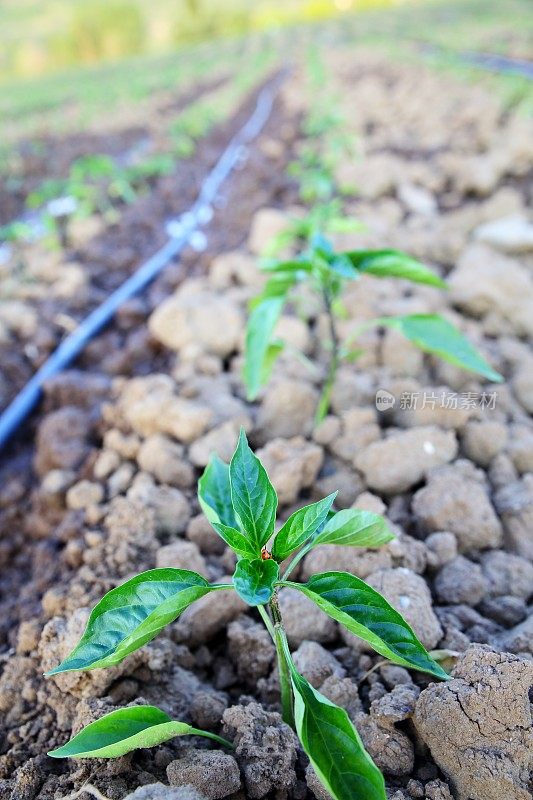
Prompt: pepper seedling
<box><xmin>244</xmin><ymin>222</ymin><xmax>503</xmax><ymax>422</ymax></box>
<box><xmin>46</xmin><ymin>430</ymin><xmax>448</xmax><ymax>800</ymax></box>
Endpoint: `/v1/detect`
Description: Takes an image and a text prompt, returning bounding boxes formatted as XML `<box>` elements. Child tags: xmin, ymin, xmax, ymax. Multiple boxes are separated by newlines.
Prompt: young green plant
<box><xmin>46</xmin><ymin>430</ymin><xmax>448</xmax><ymax>800</ymax></box>
<box><xmin>244</xmin><ymin>224</ymin><xmax>503</xmax><ymax>422</ymax></box>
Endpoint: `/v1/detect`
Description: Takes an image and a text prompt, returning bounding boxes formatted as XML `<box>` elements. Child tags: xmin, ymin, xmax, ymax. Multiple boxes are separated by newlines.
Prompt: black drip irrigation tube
<box><xmin>0</xmin><ymin>75</ymin><xmax>284</xmax><ymax>452</ymax></box>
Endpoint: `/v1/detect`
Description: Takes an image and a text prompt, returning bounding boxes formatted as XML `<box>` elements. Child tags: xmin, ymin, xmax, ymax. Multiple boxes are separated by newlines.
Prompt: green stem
<box><xmin>315</xmin><ymin>287</ymin><xmax>340</xmax><ymax>425</ymax></box>
<box><xmin>188</xmin><ymin>728</ymin><xmax>235</xmax><ymax>749</ymax></box>
<box><xmin>281</xmin><ymin>542</ymin><xmax>313</xmax><ymax>581</ymax></box>
<box><xmin>268</xmin><ymin>593</ymin><xmax>295</xmax><ymax>729</ymax></box>
<box><xmin>257</xmin><ymin>604</ymin><xmax>276</xmax><ymax>642</ymax></box>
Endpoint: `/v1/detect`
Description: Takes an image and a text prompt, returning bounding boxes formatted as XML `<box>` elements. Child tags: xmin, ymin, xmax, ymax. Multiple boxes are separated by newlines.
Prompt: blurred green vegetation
<box><xmin>0</xmin><ymin>0</ymin><xmax>530</xmax><ymax>157</ymax></box>
<box><xmin>1</xmin><ymin>0</ymin><xmax>398</xmax><ymax>80</ymax></box>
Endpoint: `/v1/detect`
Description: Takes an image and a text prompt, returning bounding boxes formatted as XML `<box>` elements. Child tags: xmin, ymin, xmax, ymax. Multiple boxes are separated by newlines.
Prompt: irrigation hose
<box><xmin>0</xmin><ymin>75</ymin><xmax>284</xmax><ymax>451</ymax></box>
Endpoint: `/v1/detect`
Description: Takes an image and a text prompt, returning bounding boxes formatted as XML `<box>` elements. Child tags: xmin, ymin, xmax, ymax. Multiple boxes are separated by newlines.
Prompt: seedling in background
<box><xmin>287</xmin><ymin>47</ymin><xmax>358</xmax><ymax>204</ymax></box>
<box><xmin>46</xmin><ymin>430</ymin><xmax>448</xmax><ymax>800</ymax></box>
<box><xmin>26</xmin><ymin>151</ymin><xmax>175</xmax><ymax>246</ymax></box>
<box><xmin>0</xmin><ymin>220</ymin><xmax>33</xmax><ymax>278</ymax></box>
<box><xmin>244</xmin><ymin>220</ymin><xmax>503</xmax><ymax>422</ymax></box>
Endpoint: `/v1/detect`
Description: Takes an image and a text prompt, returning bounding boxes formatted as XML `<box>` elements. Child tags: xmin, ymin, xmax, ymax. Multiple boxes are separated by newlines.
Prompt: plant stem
<box><xmin>257</xmin><ymin>604</ymin><xmax>276</xmax><ymax>642</ymax></box>
<box><xmin>268</xmin><ymin>592</ymin><xmax>295</xmax><ymax>729</ymax></box>
<box><xmin>315</xmin><ymin>286</ymin><xmax>340</xmax><ymax>425</ymax></box>
<box><xmin>189</xmin><ymin>728</ymin><xmax>235</xmax><ymax>749</ymax></box>
<box><xmin>281</xmin><ymin>542</ymin><xmax>313</xmax><ymax>580</ymax></box>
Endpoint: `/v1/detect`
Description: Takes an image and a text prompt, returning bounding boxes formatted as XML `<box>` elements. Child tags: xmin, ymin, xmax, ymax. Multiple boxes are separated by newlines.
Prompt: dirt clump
<box><xmin>413</xmin><ymin>644</ymin><xmax>533</xmax><ymax>800</ymax></box>
<box><xmin>412</xmin><ymin>462</ymin><xmax>502</xmax><ymax>552</ymax></box>
<box><xmin>166</xmin><ymin>749</ymin><xmax>241</xmax><ymax>799</ymax></box>
<box><xmin>354</xmin><ymin>427</ymin><xmax>457</xmax><ymax>493</ymax></box>
<box><xmin>222</xmin><ymin>702</ymin><xmax>298</xmax><ymax>798</ymax></box>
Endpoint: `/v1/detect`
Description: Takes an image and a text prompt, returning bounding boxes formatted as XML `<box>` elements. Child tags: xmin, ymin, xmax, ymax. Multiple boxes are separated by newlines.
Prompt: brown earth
<box><xmin>0</xmin><ymin>48</ymin><xmax>532</xmax><ymax>800</ymax></box>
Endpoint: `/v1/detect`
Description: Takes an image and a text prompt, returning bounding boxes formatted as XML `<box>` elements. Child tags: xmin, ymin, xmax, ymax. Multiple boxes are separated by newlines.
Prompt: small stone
<box><xmin>104</xmin><ymin>429</ymin><xmax>140</xmax><ymax>459</ymax></box>
<box><xmin>379</xmin><ymin>664</ymin><xmax>412</xmax><ymax>688</ymax></box>
<box><xmin>66</xmin><ymin>480</ymin><xmax>104</xmax><ymax>510</ymax></box>
<box><xmin>107</xmin><ymin>462</ymin><xmax>136</xmax><ymax>497</ymax></box>
<box><xmin>355</xmin><ymin>427</ymin><xmax>457</xmax><ymax>493</ymax></box>
<box><xmin>370</xmin><ymin>683</ymin><xmax>420</xmax><ymax>725</ymax></box>
<box><xmin>434</xmin><ymin>556</ymin><xmax>488</xmax><ymax>605</ymax></box>
<box><xmin>175</xmin><ymin>585</ymin><xmax>246</xmax><ymax>646</ymax></box>
<box><xmin>494</xmin><ymin>475</ymin><xmax>533</xmax><ymax>560</ymax></box>
<box><xmin>479</xmin><ymin>550</ymin><xmax>533</xmax><ymax>599</ymax></box>
<box><xmin>449</xmin><ymin>244</ymin><xmax>533</xmax><ymax>337</ymax></box>
<box><xmin>293</xmin><ymin>641</ymin><xmax>346</xmax><ymax>688</ymax></box>
<box><xmin>124</xmin><ymin>785</ymin><xmax>207</xmax><ymax>800</ymax></box>
<box><xmin>425</xmin><ymin>532</ymin><xmax>458</xmax><ymax>569</ymax></box>
<box><xmin>507</xmin><ymin>423</ymin><xmax>533</xmax><ymax>474</ymax></box>
<box><xmin>513</xmin><ymin>359</ymin><xmax>533</xmax><ymax>413</ymax></box>
<box><xmin>145</xmin><ymin>486</ymin><xmax>191</xmax><ymax>535</ymax></box>
<box><xmin>407</xmin><ymin>779</ymin><xmax>425</xmax><ymax>798</ymax></box>
<box><xmin>313</xmin><ymin>415</ymin><xmax>341</xmax><ymax>446</ymax></box>
<box><xmin>189</xmin><ymin>421</ymin><xmax>244</xmax><ymax>468</ymax></box>
<box><xmin>413</xmin><ymin>465</ymin><xmax>502</xmax><ymax>552</ymax></box>
<box><xmin>227</xmin><ymin>616</ymin><xmax>275</xmax><ymax>681</ymax></box>
<box><xmin>34</xmin><ymin>406</ymin><xmax>91</xmax><ymax>476</ymax></box>
<box><xmin>279</xmin><ymin>588</ymin><xmax>337</xmax><ymax>648</ymax></box>
<box><xmin>121</xmin><ymin>375</ymin><xmax>212</xmax><ymax>442</ymax></box>
<box><xmin>302</xmin><ymin>543</ymin><xmax>392</xmax><ymax>581</ymax></box>
<box><xmin>461</xmin><ymin>420</ymin><xmax>507</xmax><ymax>467</ymax></box>
<box><xmin>356</xmin><ymin>711</ymin><xmax>414</xmax><ymax>776</ymax></box>
<box><xmin>257</xmin><ymin>379</ymin><xmax>318</xmax><ymax>440</ymax></box>
<box><xmin>497</xmin><ymin>612</ymin><xmax>533</xmax><ymax>653</ymax></box>
<box><xmin>137</xmin><ymin>434</ymin><xmax>194</xmax><ymax>488</ymax></box>
<box><xmin>93</xmin><ymin>449</ymin><xmax>121</xmax><ymax>480</ymax></box>
<box><xmin>190</xmin><ymin>691</ymin><xmax>228</xmax><ymax>730</ymax></box>
<box><xmin>149</xmin><ymin>283</ymin><xmax>243</xmax><ymax>358</ymax></box>
<box><xmin>257</xmin><ymin>437</ymin><xmax>323</xmax><ymax>505</ymax></box>
<box><xmin>187</xmin><ymin>514</ymin><xmax>226</xmax><ymax>555</ymax></box>
<box><xmin>156</xmin><ymin>541</ymin><xmax>208</xmax><ymax>577</ymax></box>
<box><xmin>474</xmin><ymin>214</ymin><xmax>533</xmax><ymax>254</ymax></box>
<box><xmin>16</xmin><ymin>621</ymin><xmax>41</xmax><ymax>655</ymax></box>
<box><xmin>398</xmin><ymin>183</ymin><xmax>437</xmax><ymax>216</ymax></box>
<box><xmin>425</xmin><ymin>779</ymin><xmax>454</xmax><ymax>800</ymax></box>
<box><xmin>479</xmin><ymin>595</ymin><xmax>527</xmax><ymax>627</ymax></box>
<box><xmin>353</xmin><ymin>491</ymin><xmax>387</xmax><ymax>516</ymax></box>
<box><xmin>41</xmin><ymin>469</ymin><xmax>76</xmax><ymax>495</ymax></box>
<box><xmin>167</xmin><ymin>750</ymin><xmax>240</xmax><ymax>799</ymax></box>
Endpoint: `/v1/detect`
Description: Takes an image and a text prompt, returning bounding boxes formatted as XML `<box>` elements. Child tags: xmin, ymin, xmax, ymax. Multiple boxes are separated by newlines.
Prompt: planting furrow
<box><xmin>0</xmin><ymin>46</ymin><xmax>531</xmax><ymax>800</ymax></box>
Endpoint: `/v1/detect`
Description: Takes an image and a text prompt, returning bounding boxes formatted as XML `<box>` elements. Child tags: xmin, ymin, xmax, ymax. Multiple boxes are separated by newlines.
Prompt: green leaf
<box><xmin>327</xmin><ymin>254</ymin><xmax>359</xmax><ymax>279</ymax></box>
<box><xmin>211</xmin><ymin>522</ymin><xmax>259</xmax><ymax>560</ymax></box>
<box><xmin>46</xmin><ymin>569</ymin><xmax>218</xmax><ymax>674</ymax></box>
<box><xmin>251</xmin><ymin>274</ymin><xmax>296</xmax><ymax>305</ymax></box>
<box><xmin>311</xmin><ymin>509</ymin><xmax>395</xmax><ymax>549</ymax></box>
<box><xmin>261</xmin><ymin>340</ymin><xmax>285</xmax><ymax>386</ymax></box>
<box><xmin>198</xmin><ymin>454</ymin><xmax>238</xmax><ymax>529</ymax></box>
<box><xmin>380</xmin><ymin>314</ymin><xmax>503</xmax><ymax>382</ymax></box>
<box><xmin>229</xmin><ymin>429</ymin><xmax>278</xmax><ymax>550</ymax></box>
<box><xmin>261</xmin><ymin>258</ymin><xmax>313</xmax><ymax>274</ymax></box>
<box><xmin>289</xmin><ymin>661</ymin><xmax>386</xmax><ymax>800</ymax></box>
<box><xmin>48</xmin><ymin>705</ymin><xmax>231</xmax><ymax>759</ymax></box>
<box><xmin>233</xmin><ymin>558</ymin><xmax>279</xmax><ymax>606</ymax></box>
<box><xmin>272</xmin><ymin>493</ymin><xmax>338</xmax><ymax>561</ymax></box>
<box><xmin>344</xmin><ymin>249</ymin><xmax>447</xmax><ymax>288</ymax></box>
<box><xmin>244</xmin><ymin>296</ymin><xmax>285</xmax><ymax>400</ymax></box>
<box><xmin>284</xmin><ymin>572</ymin><xmax>449</xmax><ymax>680</ymax></box>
